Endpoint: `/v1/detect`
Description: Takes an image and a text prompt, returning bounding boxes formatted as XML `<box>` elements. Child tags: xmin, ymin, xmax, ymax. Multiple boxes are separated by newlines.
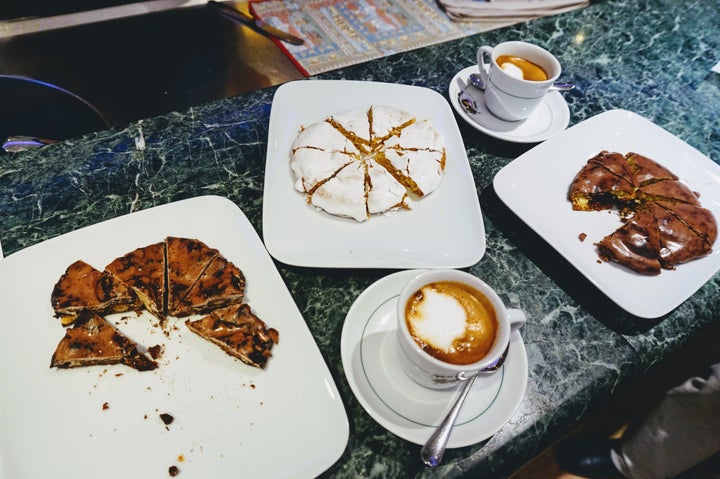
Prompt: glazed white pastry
<box><xmin>290</xmin><ymin>105</ymin><xmax>446</xmax><ymax>222</ymax></box>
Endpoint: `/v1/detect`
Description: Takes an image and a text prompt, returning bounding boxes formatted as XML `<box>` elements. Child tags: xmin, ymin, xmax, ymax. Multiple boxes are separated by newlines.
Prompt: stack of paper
<box><xmin>438</xmin><ymin>0</ymin><xmax>589</xmax><ymax>22</ymax></box>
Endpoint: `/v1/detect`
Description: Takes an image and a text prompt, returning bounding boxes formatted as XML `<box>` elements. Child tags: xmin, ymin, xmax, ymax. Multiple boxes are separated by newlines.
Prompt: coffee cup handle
<box><xmin>507</xmin><ymin>308</ymin><xmax>527</xmax><ymax>333</ymax></box>
<box><xmin>476</xmin><ymin>45</ymin><xmax>494</xmax><ymax>91</ymax></box>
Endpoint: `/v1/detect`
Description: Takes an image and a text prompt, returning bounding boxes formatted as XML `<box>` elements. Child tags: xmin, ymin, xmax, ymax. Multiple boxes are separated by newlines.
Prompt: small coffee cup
<box><xmin>475</xmin><ymin>41</ymin><xmax>561</xmax><ymax>121</ymax></box>
<box><xmin>396</xmin><ymin>269</ymin><xmax>526</xmax><ymax>389</ymax></box>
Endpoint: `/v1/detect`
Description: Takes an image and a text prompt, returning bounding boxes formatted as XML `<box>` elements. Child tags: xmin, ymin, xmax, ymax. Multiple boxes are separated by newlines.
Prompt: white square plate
<box><xmin>494</xmin><ymin>110</ymin><xmax>720</xmax><ymax>319</ymax></box>
<box><xmin>262</xmin><ymin>80</ymin><xmax>485</xmax><ymax>268</ymax></box>
<box><xmin>0</xmin><ymin>196</ymin><xmax>348</xmax><ymax>479</ymax></box>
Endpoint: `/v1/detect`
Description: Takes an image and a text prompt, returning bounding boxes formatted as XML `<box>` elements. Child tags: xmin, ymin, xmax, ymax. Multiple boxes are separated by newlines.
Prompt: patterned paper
<box><xmin>250</xmin><ymin>0</ymin><xmax>508</xmax><ymax>76</ymax></box>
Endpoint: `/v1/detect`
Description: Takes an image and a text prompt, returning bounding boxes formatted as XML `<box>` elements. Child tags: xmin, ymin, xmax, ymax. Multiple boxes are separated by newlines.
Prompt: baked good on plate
<box><xmin>51</xmin><ymin>309</ymin><xmax>158</xmax><ymax>371</ymax></box>
<box><xmin>105</xmin><ymin>241</ymin><xmax>167</xmax><ymax>319</ymax></box>
<box><xmin>49</xmin><ymin>237</ymin><xmax>276</xmax><ymax>371</ymax></box>
<box><xmin>569</xmin><ymin>151</ymin><xmax>718</xmax><ymax>274</ymax></box>
<box><xmin>172</xmin><ymin>255</ymin><xmax>245</xmax><ymax>317</ymax></box>
<box><xmin>51</xmin><ymin>260</ymin><xmax>143</xmax><ymax>326</ymax></box>
<box><xmin>185</xmin><ymin>303</ymin><xmax>279</xmax><ymax>369</ymax></box>
<box><xmin>165</xmin><ymin>237</ymin><xmax>219</xmax><ymax>316</ymax></box>
<box><xmin>290</xmin><ymin>105</ymin><xmax>446</xmax><ymax>222</ymax></box>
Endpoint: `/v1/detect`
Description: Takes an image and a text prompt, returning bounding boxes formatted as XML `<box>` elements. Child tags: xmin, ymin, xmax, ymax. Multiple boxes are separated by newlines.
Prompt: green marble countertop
<box><xmin>1</xmin><ymin>0</ymin><xmax>719</xmax><ymax>477</ymax></box>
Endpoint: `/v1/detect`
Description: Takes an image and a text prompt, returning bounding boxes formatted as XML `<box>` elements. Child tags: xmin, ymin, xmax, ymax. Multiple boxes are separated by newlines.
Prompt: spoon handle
<box><xmin>420</xmin><ymin>373</ymin><xmax>479</xmax><ymax>467</ymax></box>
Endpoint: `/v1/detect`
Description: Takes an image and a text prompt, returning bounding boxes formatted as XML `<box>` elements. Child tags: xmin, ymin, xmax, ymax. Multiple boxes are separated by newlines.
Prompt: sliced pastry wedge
<box><xmin>51</xmin><ymin>309</ymin><xmax>157</xmax><ymax>371</ymax></box>
<box><xmin>165</xmin><ymin>237</ymin><xmax>219</xmax><ymax>316</ymax></box>
<box><xmin>173</xmin><ymin>255</ymin><xmax>245</xmax><ymax>316</ymax></box>
<box><xmin>105</xmin><ymin>241</ymin><xmax>167</xmax><ymax>320</ymax></box>
<box><xmin>51</xmin><ymin>260</ymin><xmax>143</xmax><ymax>326</ymax></box>
<box><xmin>185</xmin><ymin>303</ymin><xmax>279</xmax><ymax>369</ymax></box>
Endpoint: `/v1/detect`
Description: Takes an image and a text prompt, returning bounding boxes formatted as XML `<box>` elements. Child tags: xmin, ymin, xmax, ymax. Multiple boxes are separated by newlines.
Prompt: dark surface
<box><xmin>0</xmin><ymin>4</ymin><xmax>303</xmax><ymax>129</ymax></box>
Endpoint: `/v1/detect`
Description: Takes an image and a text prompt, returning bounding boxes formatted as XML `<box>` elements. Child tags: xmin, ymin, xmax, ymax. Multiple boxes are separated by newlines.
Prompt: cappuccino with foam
<box><xmin>404</xmin><ymin>281</ymin><xmax>498</xmax><ymax>365</ymax></box>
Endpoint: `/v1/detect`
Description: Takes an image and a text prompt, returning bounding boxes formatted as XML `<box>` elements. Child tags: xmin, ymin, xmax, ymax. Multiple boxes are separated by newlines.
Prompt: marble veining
<box><xmin>1</xmin><ymin>0</ymin><xmax>719</xmax><ymax>477</ymax></box>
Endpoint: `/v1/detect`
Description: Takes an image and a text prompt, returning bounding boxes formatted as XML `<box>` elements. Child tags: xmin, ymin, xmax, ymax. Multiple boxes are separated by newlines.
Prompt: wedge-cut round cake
<box><xmin>290</xmin><ymin>105</ymin><xmax>446</xmax><ymax>222</ymax></box>
<box><xmin>569</xmin><ymin>151</ymin><xmax>717</xmax><ymax>275</ymax></box>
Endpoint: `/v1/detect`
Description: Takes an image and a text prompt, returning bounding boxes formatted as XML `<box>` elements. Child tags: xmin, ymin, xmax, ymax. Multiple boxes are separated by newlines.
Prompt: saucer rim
<box><xmin>340</xmin><ymin>269</ymin><xmax>528</xmax><ymax>447</ymax></box>
<box><xmin>449</xmin><ymin>65</ymin><xmax>570</xmax><ymax>143</ymax></box>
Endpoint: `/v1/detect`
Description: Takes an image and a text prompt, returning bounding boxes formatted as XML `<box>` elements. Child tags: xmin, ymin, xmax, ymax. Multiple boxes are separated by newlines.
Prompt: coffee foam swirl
<box><xmin>405</xmin><ymin>281</ymin><xmax>498</xmax><ymax>365</ymax></box>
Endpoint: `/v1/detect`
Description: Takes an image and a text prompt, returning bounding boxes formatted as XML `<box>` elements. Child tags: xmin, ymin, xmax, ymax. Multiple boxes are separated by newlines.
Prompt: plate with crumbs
<box><xmin>493</xmin><ymin>109</ymin><xmax>720</xmax><ymax>318</ymax></box>
<box><xmin>262</xmin><ymin>80</ymin><xmax>485</xmax><ymax>269</ymax></box>
<box><xmin>0</xmin><ymin>195</ymin><xmax>348</xmax><ymax>479</ymax></box>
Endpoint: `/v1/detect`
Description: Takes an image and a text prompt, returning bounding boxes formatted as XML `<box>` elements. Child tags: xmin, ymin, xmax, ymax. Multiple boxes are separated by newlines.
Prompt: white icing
<box><xmin>384</xmin><ymin>148</ymin><xmax>443</xmax><ymax>196</ymax></box>
<box><xmin>290</xmin><ymin>148</ymin><xmax>355</xmax><ymax>193</ymax></box>
<box><xmin>292</xmin><ymin>121</ymin><xmax>356</xmax><ymax>153</ymax></box>
<box><xmin>330</xmin><ymin>109</ymin><xmax>371</xmax><ymax>143</ymax></box>
<box><xmin>310</xmin><ymin>162</ymin><xmax>368</xmax><ymax>222</ymax></box>
<box><xmin>365</xmin><ymin>160</ymin><xmax>409</xmax><ymax>214</ymax></box>
<box><xmin>408</xmin><ymin>287</ymin><xmax>467</xmax><ymax>351</ymax></box>
<box><xmin>383</xmin><ymin>120</ymin><xmax>444</xmax><ymax>151</ymax></box>
<box><xmin>289</xmin><ymin>105</ymin><xmax>446</xmax><ymax>222</ymax></box>
<box><xmin>370</xmin><ymin>105</ymin><xmax>414</xmax><ymax>140</ymax></box>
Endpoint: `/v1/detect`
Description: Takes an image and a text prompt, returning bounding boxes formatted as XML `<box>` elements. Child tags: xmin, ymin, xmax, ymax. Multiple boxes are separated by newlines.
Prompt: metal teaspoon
<box><xmin>420</xmin><ymin>345</ymin><xmax>510</xmax><ymax>467</ymax></box>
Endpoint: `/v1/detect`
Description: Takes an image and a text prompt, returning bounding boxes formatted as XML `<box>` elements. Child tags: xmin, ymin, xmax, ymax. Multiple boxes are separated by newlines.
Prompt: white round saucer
<box><xmin>340</xmin><ymin>269</ymin><xmax>528</xmax><ymax>447</ymax></box>
<box><xmin>449</xmin><ymin>65</ymin><xmax>570</xmax><ymax>143</ymax></box>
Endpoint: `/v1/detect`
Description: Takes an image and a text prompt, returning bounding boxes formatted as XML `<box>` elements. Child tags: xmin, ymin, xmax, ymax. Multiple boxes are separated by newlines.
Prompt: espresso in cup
<box><xmin>476</xmin><ymin>41</ymin><xmax>561</xmax><ymax>121</ymax></box>
<box><xmin>496</xmin><ymin>55</ymin><xmax>549</xmax><ymax>82</ymax></box>
<box><xmin>397</xmin><ymin>269</ymin><xmax>526</xmax><ymax>389</ymax></box>
<box><xmin>404</xmin><ymin>281</ymin><xmax>498</xmax><ymax>365</ymax></box>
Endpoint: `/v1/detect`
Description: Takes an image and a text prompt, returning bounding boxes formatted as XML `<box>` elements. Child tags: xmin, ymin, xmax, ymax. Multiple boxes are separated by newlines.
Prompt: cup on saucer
<box><xmin>396</xmin><ymin>269</ymin><xmax>526</xmax><ymax>389</ymax></box>
<box><xmin>475</xmin><ymin>41</ymin><xmax>561</xmax><ymax>122</ymax></box>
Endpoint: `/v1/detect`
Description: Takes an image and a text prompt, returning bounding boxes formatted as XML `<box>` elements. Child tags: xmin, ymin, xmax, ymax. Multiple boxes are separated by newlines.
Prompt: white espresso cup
<box><xmin>476</xmin><ymin>41</ymin><xmax>561</xmax><ymax>121</ymax></box>
<box><xmin>396</xmin><ymin>269</ymin><xmax>526</xmax><ymax>389</ymax></box>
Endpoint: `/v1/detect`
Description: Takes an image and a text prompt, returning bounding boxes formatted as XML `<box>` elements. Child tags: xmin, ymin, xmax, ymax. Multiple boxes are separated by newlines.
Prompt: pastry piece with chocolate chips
<box><xmin>51</xmin><ymin>260</ymin><xmax>143</xmax><ymax>326</ymax></box>
<box><xmin>51</xmin><ymin>309</ymin><xmax>157</xmax><ymax>371</ymax></box>
<box><xmin>172</xmin><ymin>255</ymin><xmax>245</xmax><ymax>317</ymax></box>
<box><xmin>185</xmin><ymin>303</ymin><xmax>279</xmax><ymax>368</ymax></box>
<box><xmin>165</xmin><ymin>237</ymin><xmax>219</xmax><ymax>316</ymax></box>
<box><xmin>105</xmin><ymin>242</ymin><xmax>167</xmax><ymax>320</ymax></box>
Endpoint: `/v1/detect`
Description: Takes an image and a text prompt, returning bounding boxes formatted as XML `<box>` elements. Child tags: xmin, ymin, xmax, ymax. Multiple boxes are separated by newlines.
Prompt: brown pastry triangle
<box><xmin>639</xmin><ymin>180</ymin><xmax>700</xmax><ymax>205</ymax></box>
<box><xmin>654</xmin><ymin>202</ymin><xmax>717</xmax><ymax>266</ymax></box>
<box><xmin>569</xmin><ymin>152</ymin><xmax>636</xmax><ymax>211</ymax></box>
<box><xmin>51</xmin><ymin>309</ymin><xmax>157</xmax><ymax>371</ymax></box>
<box><xmin>626</xmin><ymin>152</ymin><xmax>678</xmax><ymax>184</ymax></box>
<box><xmin>105</xmin><ymin>242</ymin><xmax>167</xmax><ymax>320</ymax></box>
<box><xmin>51</xmin><ymin>260</ymin><xmax>143</xmax><ymax>326</ymax></box>
<box><xmin>185</xmin><ymin>303</ymin><xmax>279</xmax><ymax>368</ymax></box>
<box><xmin>589</xmin><ymin>151</ymin><xmax>637</xmax><ymax>184</ymax></box>
<box><xmin>172</xmin><ymin>255</ymin><xmax>245</xmax><ymax>317</ymax></box>
<box><xmin>596</xmin><ymin>208</ymin><xmax>663</xmax><ymax>275</ymax></box>
<box><xmin>165</xmin><ymin>237</ymin><xmax>219</xmax><ymax>316</ymax></box>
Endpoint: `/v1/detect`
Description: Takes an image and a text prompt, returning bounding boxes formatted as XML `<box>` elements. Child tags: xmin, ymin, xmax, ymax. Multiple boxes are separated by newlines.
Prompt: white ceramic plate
<box><xmin>449</xmin><ymin>66</ymin><xmax>570</xmax><ymax>143</ymax></box>
<box><xmin>494</xmin><ymin>110</ymin><xmax>720</xmax><ymax>318</ymax></box>
<box><xmin>0</xmin><ymin>196</ymin><xmax>348</xmax><ymax>479</ymax></box>
<box><xmin>341</xmin><ymin>270</ymin><xmax>528</xmax><ymax>447</ymax></box>
<box><xmin>262</xmin><ymin>80</ymin><xmax>486</xmax><ymax>269</ymax></box>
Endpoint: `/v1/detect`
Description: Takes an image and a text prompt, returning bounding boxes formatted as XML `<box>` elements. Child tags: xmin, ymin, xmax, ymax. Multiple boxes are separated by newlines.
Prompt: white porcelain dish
<box><xmin>0</xmin><ymin>196</ymin><xmax>348</xmax><ymax>479</ymax></box>
<box><xmin>262</xmin><ymin>79</ymin><xmax>486</xmax><ymax>269</ymax></box>
<box><xmin>494</xmin><ymin>110</ymin><xmax>720</xmax><ymax>318</ymax></box>
<box><xmin>449</xmin><ymin>66</ymin><xmax>570</xmax><ymax>143</ymax></box>
<box><xmin>341</xmin><ymin>270</ymin><xmax>528</xmax><ymax>447</ymax></box>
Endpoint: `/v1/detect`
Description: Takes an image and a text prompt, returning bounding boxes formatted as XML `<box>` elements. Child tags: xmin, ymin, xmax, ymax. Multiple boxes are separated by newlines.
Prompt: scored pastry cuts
<box><xmin>50</xmin><ymin>237</ymin><xmax>279</xmax><ymax>371</ymax></box>
<box><xmin>569</xmin><ymin>151</ymin><xmax>718</xmax><ymax>274</ymax></box>
<box><xmin>290</xmin><ymin>105</ymin><xmax>446</xmax><ymax>222</ymax></box>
